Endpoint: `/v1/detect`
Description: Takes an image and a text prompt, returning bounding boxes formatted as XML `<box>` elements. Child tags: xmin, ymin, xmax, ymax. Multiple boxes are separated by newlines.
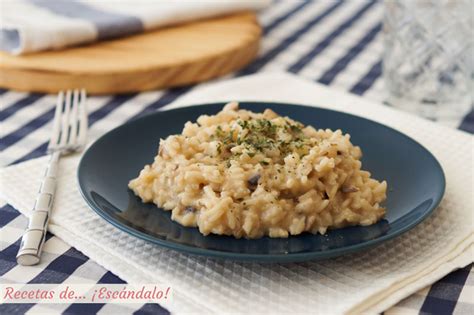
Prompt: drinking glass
<box><xmin>383</xmin><ymin>0</ymin><xmax>473</xmax><ymax>120</ymax></box>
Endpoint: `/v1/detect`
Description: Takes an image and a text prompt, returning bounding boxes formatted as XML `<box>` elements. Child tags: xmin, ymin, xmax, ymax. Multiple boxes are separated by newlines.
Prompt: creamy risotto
<box><xmin>129</xmin><ymin>102</ymin><xmax>387</xmax><ymax>239</ymax></box>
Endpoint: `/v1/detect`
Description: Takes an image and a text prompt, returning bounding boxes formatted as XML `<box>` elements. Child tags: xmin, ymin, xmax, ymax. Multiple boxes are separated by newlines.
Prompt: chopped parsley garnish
<box><xmin>213</xmin><ymin>115</ymin><xmax>312</xmax><ymax>163</ymax></box>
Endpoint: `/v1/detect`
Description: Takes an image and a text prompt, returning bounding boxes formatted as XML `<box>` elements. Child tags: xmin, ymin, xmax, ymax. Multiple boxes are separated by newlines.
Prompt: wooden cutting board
<box><xmin>0</xmin><ymin>12</ymin><xmax>261</xmax><ymax>95</ymax></box>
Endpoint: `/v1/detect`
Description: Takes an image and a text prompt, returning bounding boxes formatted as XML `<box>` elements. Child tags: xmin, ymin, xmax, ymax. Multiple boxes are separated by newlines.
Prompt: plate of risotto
<box><xmin>78</xmin><ymin>102</ymin><xmax>445</xmax><ymax>262</ymax></box>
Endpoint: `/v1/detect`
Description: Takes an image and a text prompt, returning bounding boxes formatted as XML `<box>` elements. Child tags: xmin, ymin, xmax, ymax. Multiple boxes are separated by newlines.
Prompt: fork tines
<box><xmin>47</xmin><ymin>89</ymin><xmax>88</xmax><ymax>154</ymax></box>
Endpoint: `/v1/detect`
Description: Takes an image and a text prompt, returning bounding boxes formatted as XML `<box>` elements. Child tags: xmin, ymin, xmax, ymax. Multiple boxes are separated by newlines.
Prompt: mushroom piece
<box><xmin>247</xmin><ymin>174</ymin><xmax>261</xmax><ymax>189</ymax></box>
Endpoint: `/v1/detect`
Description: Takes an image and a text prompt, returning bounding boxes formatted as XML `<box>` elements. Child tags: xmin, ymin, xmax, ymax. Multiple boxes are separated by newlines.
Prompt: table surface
<box><xmin>1</xmin><ymin>1</ymin><xmax>472</xmax><ymax>314</ymax></box>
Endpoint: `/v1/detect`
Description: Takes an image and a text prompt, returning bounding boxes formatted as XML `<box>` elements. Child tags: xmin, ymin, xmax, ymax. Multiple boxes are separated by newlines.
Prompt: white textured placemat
<box><xmin>1</xmin><ymin>72</ymin><xmax>473</xmax><ymax>314</ymax></box>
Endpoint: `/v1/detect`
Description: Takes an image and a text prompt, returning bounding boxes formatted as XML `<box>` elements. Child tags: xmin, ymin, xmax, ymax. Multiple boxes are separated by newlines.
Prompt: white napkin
<box><xmin>1</xmin><ymin>72</ymin><xmax>472</xmax><ymax>314</ymax></box>
<box><xmin>0</xmin><ymin>0</ymin><xmax>269</xmax><ymax>55</ymax></box>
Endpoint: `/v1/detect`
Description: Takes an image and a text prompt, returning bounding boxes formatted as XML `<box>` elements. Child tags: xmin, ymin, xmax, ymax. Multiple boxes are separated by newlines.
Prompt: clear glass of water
<box><xmin>383</xmin><ymin>0</ymin><xmax>473</xmax><ymax>121</ymax></box>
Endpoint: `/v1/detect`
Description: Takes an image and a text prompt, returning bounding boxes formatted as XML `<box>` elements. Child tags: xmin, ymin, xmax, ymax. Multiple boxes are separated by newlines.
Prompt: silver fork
<box><xmin>16</xmin><ymin>90</ymin><xmax>88</xmax><ymax>266</ymax></box>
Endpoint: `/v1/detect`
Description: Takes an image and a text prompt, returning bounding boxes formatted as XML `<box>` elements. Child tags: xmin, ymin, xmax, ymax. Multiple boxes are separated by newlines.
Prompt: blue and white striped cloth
<box><xmin>1</xmin><ymin>1</ymin><xmax>473</xmax><ymax>314</ymax></box>
<box><xmin>1</xmin><ymin>0</ymin><xmax>268</xmax><ymax>54</ymax></box>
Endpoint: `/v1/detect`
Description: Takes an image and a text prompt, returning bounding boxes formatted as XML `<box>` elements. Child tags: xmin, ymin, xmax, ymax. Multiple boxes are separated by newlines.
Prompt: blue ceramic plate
<box><xmin>77</xmin><ymin>102</ymin><xmax>445</xmax><ymax>263</ymax></box>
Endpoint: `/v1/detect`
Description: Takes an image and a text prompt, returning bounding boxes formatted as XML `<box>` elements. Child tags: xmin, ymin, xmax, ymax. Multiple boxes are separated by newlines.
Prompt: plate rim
<box><xmin>77</xmin><ymin>101</ymin><xmax>446</xmax><ymax>262</ymax></box>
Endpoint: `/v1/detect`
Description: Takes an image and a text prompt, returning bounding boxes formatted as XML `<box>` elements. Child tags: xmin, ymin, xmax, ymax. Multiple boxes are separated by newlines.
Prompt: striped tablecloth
<box><xmin>1</xmin><ymin>1</ymin><xmax>472</xmax><ymax>314</ymax></box>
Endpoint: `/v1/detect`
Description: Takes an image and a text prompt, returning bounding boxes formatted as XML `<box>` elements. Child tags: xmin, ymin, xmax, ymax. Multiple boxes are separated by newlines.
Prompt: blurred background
<box><xmin>1</xmin><ymin>0</ymin><xmax>473</xmax><ymax>162</ymax></box>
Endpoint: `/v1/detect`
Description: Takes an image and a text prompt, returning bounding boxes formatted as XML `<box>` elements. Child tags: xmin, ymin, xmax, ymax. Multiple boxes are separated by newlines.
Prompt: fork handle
<box><xmin>16</xmin><ymin>152</ymin><xmax>60</xmax><ymax>266</ymax></box>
